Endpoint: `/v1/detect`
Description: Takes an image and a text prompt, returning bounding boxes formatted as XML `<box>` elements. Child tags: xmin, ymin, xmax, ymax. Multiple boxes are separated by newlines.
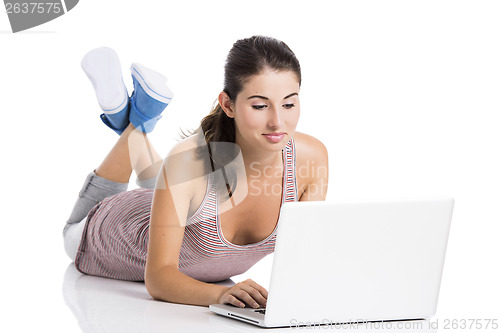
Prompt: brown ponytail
<box><xmin>200</xmin><ymin>102</ymin><xmax>235</xmax><ymax>144</ymax></box>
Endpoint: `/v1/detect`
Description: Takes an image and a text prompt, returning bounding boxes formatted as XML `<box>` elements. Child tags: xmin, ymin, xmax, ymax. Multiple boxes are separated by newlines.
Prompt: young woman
<box><xmin>63</xmin><ymin>36</ymin><xmax>328</xmax><ymax>309</ymax></box>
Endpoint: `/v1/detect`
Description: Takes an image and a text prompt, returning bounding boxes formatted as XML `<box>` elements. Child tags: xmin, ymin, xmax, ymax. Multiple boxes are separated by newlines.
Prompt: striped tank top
<box><xmin>75</xmin><ymin>138</ymin><xmax>297</xmax><ymax>282</ymax></box>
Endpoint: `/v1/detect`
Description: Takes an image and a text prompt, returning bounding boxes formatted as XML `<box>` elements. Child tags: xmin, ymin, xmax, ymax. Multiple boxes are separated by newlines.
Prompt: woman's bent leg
<box><xmin>64</xmin><ymin>123</ymin><xmax>163</xmax><ymax>259</ymax></box>
<box><xmin>128</xmin><ymin>128</ymin><xmax>163</xmax><ymax>189</ymax></box>
<box><xmin>64</xmin><ymin>217</ymin><xmax>86</xmax><ymax>261</ymax></box>
<box><xmin>63</xmin><ymin>171</ymin><xmax>128</xmax><ymax>260</ymax></box>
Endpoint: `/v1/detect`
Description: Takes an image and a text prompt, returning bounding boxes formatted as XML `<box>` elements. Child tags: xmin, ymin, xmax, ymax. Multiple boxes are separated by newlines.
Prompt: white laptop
<box><xmin>209</xmin><ymin>197</ymin><xmax>454</xmax><ymax>328</ymax></box>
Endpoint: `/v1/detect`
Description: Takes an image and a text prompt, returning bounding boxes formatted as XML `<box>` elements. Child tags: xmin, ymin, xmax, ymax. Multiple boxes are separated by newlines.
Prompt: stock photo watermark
<box><xmin>128</xmin><ymin>127</ymin><xmax>328</xmax><ymax>225</ymax></box>
<box><xmin>248</xmin><ymin>159</ymin><xmax>327</xmax><ymax>197</ymax></box>
<box><xmin>3</xmin><ymin>0</ymin><xmax>79</xmax><ymax>33</ymax></box>
<box><xmin>289</xmin><ymin>318</ymin><xmax>499</xmax><ymax>330</ymax></box>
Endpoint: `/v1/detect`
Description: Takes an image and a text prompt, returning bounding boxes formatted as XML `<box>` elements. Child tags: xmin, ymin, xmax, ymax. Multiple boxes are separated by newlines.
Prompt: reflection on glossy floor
<box><xmin>62</xmin><ymin>263</ymin><xmax>435</xmax><ymax>333</ymax></box>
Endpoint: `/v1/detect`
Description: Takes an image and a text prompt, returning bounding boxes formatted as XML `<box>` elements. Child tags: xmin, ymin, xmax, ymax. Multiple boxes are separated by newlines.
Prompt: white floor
<box><xmin>62</xmin><ymin>261</ymin><xmax>436</xmax><ymax>333</ymax></box>
<box><xmin>5</xmin><ymin>224</ymin><xmax>498</xmax><ymax>333</ymax></box>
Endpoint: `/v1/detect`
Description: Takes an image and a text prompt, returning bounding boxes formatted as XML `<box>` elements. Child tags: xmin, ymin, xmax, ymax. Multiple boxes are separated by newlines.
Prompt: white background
<box><xmin>1</xmin><ymin>0</ymin><xmax>499</xmax><ymax>331</ymax></box>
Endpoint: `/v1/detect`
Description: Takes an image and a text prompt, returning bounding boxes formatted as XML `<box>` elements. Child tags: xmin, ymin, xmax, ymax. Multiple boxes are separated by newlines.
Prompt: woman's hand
<box><xmin>218</xmin><ymin>279</ymin><xmax>268</xmax><ymax>308</ymax></box>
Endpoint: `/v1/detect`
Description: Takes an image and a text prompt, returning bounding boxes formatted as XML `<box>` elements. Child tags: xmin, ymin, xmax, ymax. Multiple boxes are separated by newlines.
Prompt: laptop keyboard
<box><xmin>253</xmin><ymin>309</ymin><xmax>266</xmax><ymax>314</ymax></box>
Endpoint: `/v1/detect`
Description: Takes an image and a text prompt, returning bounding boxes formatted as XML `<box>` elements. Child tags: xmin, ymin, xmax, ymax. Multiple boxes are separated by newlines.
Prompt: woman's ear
<box><xmin>218</xmin><ymin>91</ymin><xmax>235</xmax><ymax>118</ymax></box>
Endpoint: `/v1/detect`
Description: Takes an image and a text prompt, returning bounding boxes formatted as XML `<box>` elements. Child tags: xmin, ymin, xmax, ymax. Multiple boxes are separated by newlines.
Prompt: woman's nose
<box><xmin>267</xmin><ymin>108</ymin><xmax>282</xmax><ymax>128</ymax></box>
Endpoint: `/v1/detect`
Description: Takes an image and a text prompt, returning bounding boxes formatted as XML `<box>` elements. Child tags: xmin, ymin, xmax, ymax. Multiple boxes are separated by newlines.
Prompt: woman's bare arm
<box><xmin>145</xmin><ymin>141</ymin><xmax>267</xmax><ymax>308</ymax></box>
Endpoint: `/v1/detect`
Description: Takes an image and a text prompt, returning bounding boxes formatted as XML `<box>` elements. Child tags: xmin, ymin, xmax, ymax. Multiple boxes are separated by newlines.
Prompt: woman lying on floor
<box><xmin>63</xmin><ymin>35</ymin><xmax>328</xmax><ymax>309</ymax></box>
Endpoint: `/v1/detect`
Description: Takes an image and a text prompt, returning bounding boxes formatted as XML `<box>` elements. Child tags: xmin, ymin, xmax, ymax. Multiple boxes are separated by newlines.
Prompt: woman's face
<box><xmin>228</xmin><ymin>68</ymin><xmax>301</xmax><ymax>154</ymax></box>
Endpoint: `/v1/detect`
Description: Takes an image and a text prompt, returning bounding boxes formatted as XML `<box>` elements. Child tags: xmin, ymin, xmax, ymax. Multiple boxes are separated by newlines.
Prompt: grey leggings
<box><xmin>63</xmin><ymin>171</ymin><xmax>156</xmax><ymax>261</ymax></box>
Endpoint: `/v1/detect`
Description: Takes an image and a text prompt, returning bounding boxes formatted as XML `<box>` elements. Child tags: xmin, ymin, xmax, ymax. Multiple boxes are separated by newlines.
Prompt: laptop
<box><xmin>209</xmin><ymin>197</ymin><xmax>454</xmax><ymax>328</ymax></box>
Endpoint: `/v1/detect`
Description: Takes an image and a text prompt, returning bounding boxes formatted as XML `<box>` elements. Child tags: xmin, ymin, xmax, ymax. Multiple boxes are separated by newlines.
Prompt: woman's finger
<box><xmin>222</xmin><ymin>287</ymin><xmax>257</xmax><ymax>308</ymax></box>
<box><xmin>244</xmin><ymin>279</ymin><xmax>269</xmax><ymax>299</ymax></box>
<box><xmin>232</xmin><ymin>289</ymin><xmax>261</xmax><ymax>308</ymax></box>
<box><xmin>222</xmin><ymin>294</ymin><xmax>245</xmax><ymax>308</ymax></box>
<box><xmin>237</xmin><ymin>283</ymin><xmax>267</xmax><ymax>307</ymax></box>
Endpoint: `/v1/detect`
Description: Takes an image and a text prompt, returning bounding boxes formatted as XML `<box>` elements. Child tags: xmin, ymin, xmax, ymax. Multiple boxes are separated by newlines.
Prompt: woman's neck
<box><xmin>236</xmin><ymin>138</ymin><xmax>283</xmax><ymax>178</ymax></box>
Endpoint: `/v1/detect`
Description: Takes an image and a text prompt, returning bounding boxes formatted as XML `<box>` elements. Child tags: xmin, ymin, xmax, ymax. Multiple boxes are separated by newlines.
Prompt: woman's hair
<box><xmin>200</xmin><ymin>35</ymin><xmax>301</xmax><ymax>144</ymax></box>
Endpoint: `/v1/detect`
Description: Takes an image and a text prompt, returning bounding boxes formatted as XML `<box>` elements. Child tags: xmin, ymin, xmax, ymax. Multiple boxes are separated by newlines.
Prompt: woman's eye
<box><xmin>283</xmin><ymin>103</ymin><xmax>295</xmax><ymax>109</ymax></box>
<box><xmin>252</xmin><ymin>105</ymin><xmax>267</xmax><ymax>110</ymax></box>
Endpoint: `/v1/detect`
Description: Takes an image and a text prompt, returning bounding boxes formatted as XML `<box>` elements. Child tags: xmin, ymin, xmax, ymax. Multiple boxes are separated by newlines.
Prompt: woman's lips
<box><xmin>263</xmin><ymin>132</ymin><xmax>286</xmax><ymax>143</ymax></box>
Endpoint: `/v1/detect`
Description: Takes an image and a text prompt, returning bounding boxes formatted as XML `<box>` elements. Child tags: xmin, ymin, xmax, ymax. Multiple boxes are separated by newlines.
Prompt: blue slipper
<box><xmin>81</xmin><ymin>47</ymin><xmax>130</xmax><ymax>134</ymax></box>
<box><xmin>129</xmin><ymin>63</ymin><xmax>173</xmax><ymax>133</ymax></box>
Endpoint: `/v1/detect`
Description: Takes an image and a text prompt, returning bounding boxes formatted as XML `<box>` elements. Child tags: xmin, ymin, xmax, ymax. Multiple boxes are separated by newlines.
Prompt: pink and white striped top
<box><xmin>75</xmin><ymin>138</ymin><xmax>297</xmax><ymax>282</ymax></box>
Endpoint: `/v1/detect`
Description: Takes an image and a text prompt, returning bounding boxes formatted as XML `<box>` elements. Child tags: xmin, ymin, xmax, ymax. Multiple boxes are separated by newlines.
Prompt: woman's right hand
<box><xmin>218</xmin><ymin>279</ymin><xmax>268</xmax><ymax>308</ymax></box>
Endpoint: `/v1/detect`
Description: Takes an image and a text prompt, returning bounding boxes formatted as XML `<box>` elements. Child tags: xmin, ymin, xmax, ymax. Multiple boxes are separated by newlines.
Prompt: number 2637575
<box><xmin>5</xmin><ymin>2</ymin><xmax>62</xmax><ymax>14</ymax></box>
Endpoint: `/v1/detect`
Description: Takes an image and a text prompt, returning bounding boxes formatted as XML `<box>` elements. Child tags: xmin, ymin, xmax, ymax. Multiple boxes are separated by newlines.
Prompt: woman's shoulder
<box><xmin>162</xmin><ymin>131</ymin><xmax>211</xmax><ymax>189</ymax></box>
<box><xmin>292</xmin><ymin>131</ymin><xmax>328</xmax><ymax>162</ymax></box>
<box><xmin>291</xmin><ymin>132</ymin><xmax>329</xmax><ymax>201</ymax></box>
<box><xmin>166</xmin><ymin>131</ymin><xmax>212</xmax><ymax>168</ymax></box>
<box><xmin>168</xmin><ymin>131</ymin><xmax>205</xmax><ymax>155</ymax></box>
